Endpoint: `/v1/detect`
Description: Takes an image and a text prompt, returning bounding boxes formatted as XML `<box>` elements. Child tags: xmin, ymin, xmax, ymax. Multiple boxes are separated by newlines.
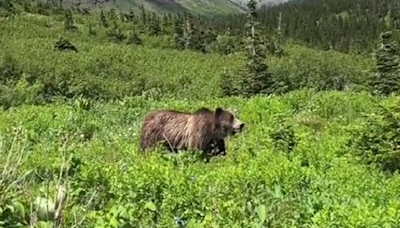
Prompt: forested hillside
<box><xmin>219</xmin><ymin>0</ymin><xmax>400</xmax><ymax>54</ymax></box>
<box><xmin>2</xmin><ymin>0</ymin><xmax>400</xmax><ymax>227</ymax></box>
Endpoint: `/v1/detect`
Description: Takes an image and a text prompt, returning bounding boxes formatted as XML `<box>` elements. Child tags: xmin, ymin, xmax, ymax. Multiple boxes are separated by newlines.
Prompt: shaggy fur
<box><xmin>139</xmin><ymin>107</ymin><xmax>245</xmax><ymax>157</ymax></box>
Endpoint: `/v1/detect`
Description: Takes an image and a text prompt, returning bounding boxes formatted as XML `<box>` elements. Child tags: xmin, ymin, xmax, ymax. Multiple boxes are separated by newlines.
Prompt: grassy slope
<box><xmin>0</xmin><ymin>13</ymin><xmax>372</xmax><ymax>100</ymax></box>
<box><xmin>2</xmin><ymin>6</ymin><xmax>400</xmax><ymax>228</ymax></box>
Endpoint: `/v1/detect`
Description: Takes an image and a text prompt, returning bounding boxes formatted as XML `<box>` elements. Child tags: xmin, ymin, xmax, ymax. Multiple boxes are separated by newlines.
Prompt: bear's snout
<box><xmin>232</xmin><ymin>119</ymin><xmax>245</xmax><ymax>134</ymax></box>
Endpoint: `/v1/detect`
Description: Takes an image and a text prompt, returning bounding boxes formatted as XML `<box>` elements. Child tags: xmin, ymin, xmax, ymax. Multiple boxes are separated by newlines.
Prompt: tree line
<box><xmin>215</xmin><ymin>0</ymin><xmax>400</xmax><ymax>54</ymax></box>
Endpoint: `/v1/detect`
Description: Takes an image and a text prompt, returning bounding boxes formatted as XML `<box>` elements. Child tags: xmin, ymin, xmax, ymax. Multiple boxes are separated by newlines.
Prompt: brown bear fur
<box><xmin>139</xmin><ymin>107</ymin><xmax>245</xmax><ymax>157</ymax></box>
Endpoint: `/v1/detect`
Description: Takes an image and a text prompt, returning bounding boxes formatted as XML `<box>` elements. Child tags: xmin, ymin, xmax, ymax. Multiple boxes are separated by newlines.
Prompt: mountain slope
<box><xmin>61</xmin><ymin>0</ymin><xmax>242</xmax><ymax>15</ymax></box>
<box><xmin>60</xmin><ymin>0</ymin><xmax>289</xmax><ymax>16</ymax></box>
<box><xmin>229</xmin><ymin>0</ymin><xmax>289</xmax><ymax>8</ymax></box>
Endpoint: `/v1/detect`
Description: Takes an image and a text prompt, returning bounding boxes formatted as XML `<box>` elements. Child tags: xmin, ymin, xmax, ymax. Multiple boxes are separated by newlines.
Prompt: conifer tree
<box><xmin>241</xmin><ymin>0</ymin><xmax>273</xmax><ymax>97</ymax></box>
<box><xmin>148</xmin><ymin>12</ymin><xmax>161</xmax><ymax>36</ymax></box>
<box><xmin>127</xmin><ymin>31</ymin><xmax>142</xmax><ymax>45</ymax></box>
<box><xmin>64</xmin><ymin>9</ymin><xmax>77</xmax><ymax>31</ymax></box>
<box><xmin>99</xmin><ymin>9</ymin><xmax>108</xmax><ymax>28</ymax></box>
<box><xmin>267</xmin><ymin>12</ymin><xmax>286</xmax><ymax>57</ymax></box>
<box><xmin>127</xmin><ymin>8</ymin><xmax>135</xmax><ymax>21</ymax></box>
<box><xmin>139</xmin><ymin>4</ymin><xmax>147</xmax><ymax>25</ymax></box>
<box><xmin>107</xmin><ymin>20</ymin><xmax>126</xmax><ymax>43</ymax></box>
<box><xmin>161</xmin><ymin>13</ymin><xmax>173</xmax><ymax>35</ymax></box>
<box><xmin>173</xmin><ymin>14</ymin><xmax>185</xmax><ymax>50</ymax></box>
<box><xmin>0</xmin><ymin>0</ymin><xmax>16</xmax><ymax>17</ymax></box>
<box><xmin>108</xmin><ymin>8</ymin><xmax>117</xmax><ymax>22</ymax></box>
<box><xmin>216</xmin><ymin>28</ymin><xmax>237</xmax><ymax>55</ymax></box>
<box><xmin>183</xmin><ymin>13</ymin><xmax>195</xmax><ymax>50</ymax></box>
<box><xmin>371</xmin><ymin>30</ymin><xmax>400</xmax><ymax>96</ymax></box>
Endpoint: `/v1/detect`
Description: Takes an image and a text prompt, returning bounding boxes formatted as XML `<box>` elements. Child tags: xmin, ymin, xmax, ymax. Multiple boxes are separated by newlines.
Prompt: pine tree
<box><xmin>215</xmin><ymin>28</ymin><xmax>237</xmax><ymax>55</ymax></box>
<box><xmin>108</xmin><ymin>8</ymin><xmax>117</xmax><ymax>22</ymax></box>
<box><xmin>139</xmin><ymin>4</ymin><xmax>147</xmax><ymax>26</ymax></box>
<box><xmin>127</xmin><ymin>8</ymin><xmax>135</xmax><ymax>21</ymax></box>
<box><xmin>64</xmin><ymin>9</ymin><xmax>77</xmax><ymax>31</ymax></box>
<box><xmin>0</xmin><ymin>0</ymin><xmax>17</xmax><ymax>17</ymax></box>
<box><xmin>371</xmin><ymin>30</ymin><xmax>400</xmax><ymax>96</ymax></box>
<box><xmin>183</xmin><ymin>13</ymin><xmax>194</xmax><ymax>50</ymax></box>
<box><xmin>267</xmin><ymin>12</ymin><xmax>286</xmax><ymax>57</ymax></box>
<box><xmin>148</xmin><ymin>12</ymin><xmax>161</xmax><ymax>36</ymax></box>
<box><xmin>99</xmin><ymin>9</ymin><xmax>108</xmax><ymax>28</ymax></box>
<box><xmin>173</xmin><ymin>14</ymin><xmax>185</xmax><ymax>50</ymax></box>
<box><xmin>241</xmin><ymin>0</ymin><xmax>273</xmax><ymax>97</ymax></box>
<box><xmin>161</xmin><ymin>13</ymin><xmax>172</xmax><ymax>35</ymax></box>
<box><xmin>107</xmin><ymin>21</ymin><xmax>126</xmax><ymax>43</ymax></box>
<box><xmin>127</xmin><ymin>31</ymin><xmax>142</xmax><ymax>45</ymax></box>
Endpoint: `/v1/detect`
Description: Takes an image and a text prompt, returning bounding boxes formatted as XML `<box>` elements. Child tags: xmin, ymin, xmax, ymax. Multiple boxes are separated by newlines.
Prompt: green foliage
<box><xmin>3</xmin><ymin>4</ymin><xmax>400</xmax><ymax>227</ymax></box>
<box><xmin>106</xmin><ymin>21</ymin><xmax>127</xmax><ymax>43</ymax></box>
<box><xmin>54</xmin><ymin>37</ymin><xmax>78</xmax><ymax>52</ymax></box>
<box><xmin>63</xmin><ymin>9</ymin><xmax>76</xmax><ymax>31</ymax></box>
<box><xmin>148</xmin><ymin>12</ymin><xmax>161</xmax><ymax>36</ymax></box>
<box><xmin>0</xmin><ymin>6</ymin><xmax>374</xmax><ymax>108</ymax></box>
<box><xmin>214</xmin><ymin>29</ymin><xmax>239</xmax><ymax>55</ymax></box>
<box><xmin>1</xmin><ymin>92</ymin><xmax>400</xmax><ymax>227</ymax></box>
<box><xmin>348</xmin><ymin>102</ymin><xmax>400</xmax><ymax>173</ymax></box>
<box><xmin>220</xmin><ymin>0</ymin><xmax>400</xmax><ymax>54</ymax></box>
<box><xmin>269</xmin><ymin>116</ymin><xmax>298</xmax><ymax>153</ymax></box>
<box><xmin>127</xmin><ymin>31</ymin><xmax>143</xmax><ymax>45</ymax></box>
<box><xmin>225</xmin><ymin>0</ymin><xmax>273</xmax><ymax>98</ymax></box>
<box><xmin>370</xmin><ymin>30</ymin><xmax>400</xmax><ymax>96</ymax></box>
<box><xmin>99</xmin><ymin>10</ymin><xmax>108</xmax><ymax>28</ymax></box>
<box><xmin>173</xmin><ymin>14</ymin><xmax>185</xmax><ymax>50</ymax></box>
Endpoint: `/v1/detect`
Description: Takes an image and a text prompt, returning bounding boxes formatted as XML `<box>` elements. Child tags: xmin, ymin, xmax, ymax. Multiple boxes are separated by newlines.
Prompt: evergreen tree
<box><xmin>215</xmin><ymin>28</ymin><xmax>237</xmax><ymax>55</ymax></box>
<box><xmin>173</xmin><ymin>14</ymin><xmax>185</xmax><ymax>50</ymax></box>
<box><xmin>64</xmin><ymin>9</ymin><xmax>77</xmax><ymax>31</ymax></box>
<box><xmin>267</xmin><ymin>12</ymin><xmax>286</xmax><ymax>57</ymax></box>
<box><xmin>0</xmin><ymin>0</ymin><xmax>17</xmax><ymax>17</ymax></box>
<box><xmin>371</xmin><ymin>30</ymin><xmax>400</xmax><ymax>96</ymax></box>
<box><xmin>241</xmin><ymin>0</ymin><xmax>273</xmax><ymax>97</ymax></box>
<box><xmin>99</xmin><ymin>9</ymin><xmax>108</xmax><ymax>28</ymax></box>
<box><xmin>197</xmin><ymin>30</ymin><xmax>208</xmax><ymax>53</ymax></box>
<box><xmin>127</xmin><ymin>8</ymin><xmax>135</xmax><ymax>21</ymax></box>
<box><xmin>88</xmin><ymin>24</ymin><xmax>96</xmax><ymax>36</ymax></box>
<box><xmin>161</xmin><ymin>13</ymin><xmax>173</xmax><ymax>35</ymax></box>
<box><xmin>127</xmin><ymin>31</ymin><xmax>142</xmax><ymax>45</ymax></box>
<box><xmin>108</xmin><ymin>8</ymin><xmax>117</xmax><ymax>22</ymax></box>
<box><xmin>183</xmin><ymin>13</ymin><xmax>195</xmax><ymax>50</ymax></box>
<box><xmin>107</xmin><ymin>21</ymin><xmax>126</xmax><ymax>43</ymax></box>
<box><xmin>148</xmin><ymin>12</ymin><xmax>161</xmax><ymax>36</ymax></box>
<box><xmin>139</xmin><ymin>4</ymin><xmax>147</xmax><ymax>26</ymax></box>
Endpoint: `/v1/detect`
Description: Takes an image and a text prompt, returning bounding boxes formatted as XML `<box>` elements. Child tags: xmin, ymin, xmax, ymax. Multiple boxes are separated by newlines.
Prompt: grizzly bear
<box><xmin>139</xmin><ymin>107</ymin><xmax>245</xmax><ymax>158</ymax></box>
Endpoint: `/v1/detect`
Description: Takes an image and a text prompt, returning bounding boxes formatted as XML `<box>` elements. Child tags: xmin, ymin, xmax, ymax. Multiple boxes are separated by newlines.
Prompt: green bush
<box><xmin>348</xmin><ymin>101</ymin><xmax>400</xmax><ymax>173</ymax></box>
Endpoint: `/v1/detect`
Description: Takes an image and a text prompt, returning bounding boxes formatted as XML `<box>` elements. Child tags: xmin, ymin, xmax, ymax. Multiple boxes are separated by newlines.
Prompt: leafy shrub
<box><xmin>269</xmin><ymin>116</ymin><xmax>298</xmax><ymax>153</ymax></box>
<box><xmin>54</xmin><ymin>37</ymin><xmax>78</xmax><ymax>52</ymax></box>
<box><xmin>0</xmin><ymin>54</ymin><xmax>22</xmax><ymax>85</ymax></box>
<box><xmin>348</xmin><ymin>103</ymin><xmax>400</xmax><ymax>173</ymax></box>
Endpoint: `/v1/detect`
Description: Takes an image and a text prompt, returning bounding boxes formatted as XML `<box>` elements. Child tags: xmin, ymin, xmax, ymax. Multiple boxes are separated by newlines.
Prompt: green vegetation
<box><xmin>221</xmin><ymin>0</ymin><xmax>400</xmax><ymax>54</ymax></box>
<box><xmin>2</xmin><ymin>0</ymin><xmax>400</xmax><ymax>227</ymax></box>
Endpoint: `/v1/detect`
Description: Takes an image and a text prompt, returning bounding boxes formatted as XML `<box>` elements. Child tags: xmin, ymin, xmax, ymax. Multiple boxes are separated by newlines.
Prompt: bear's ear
<box><xmin>215</xmin><ymin>107</ymin><xmax>223</xmax><ymax>117</ymax></box>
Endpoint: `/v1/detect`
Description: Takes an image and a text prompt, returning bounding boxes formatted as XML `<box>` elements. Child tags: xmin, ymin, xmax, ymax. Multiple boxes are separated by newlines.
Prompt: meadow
<box><xmin>2</xmin><ymin>6</ymin><xmax>400</xmax><ymax>228</ymax></box>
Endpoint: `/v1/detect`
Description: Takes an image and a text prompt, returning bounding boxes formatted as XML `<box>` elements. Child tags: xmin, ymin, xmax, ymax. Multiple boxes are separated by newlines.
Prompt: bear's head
<box><xmin>215</xmin><ymin>107</ymin><xmax>245</xmax><ymax>137</ymax></box>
